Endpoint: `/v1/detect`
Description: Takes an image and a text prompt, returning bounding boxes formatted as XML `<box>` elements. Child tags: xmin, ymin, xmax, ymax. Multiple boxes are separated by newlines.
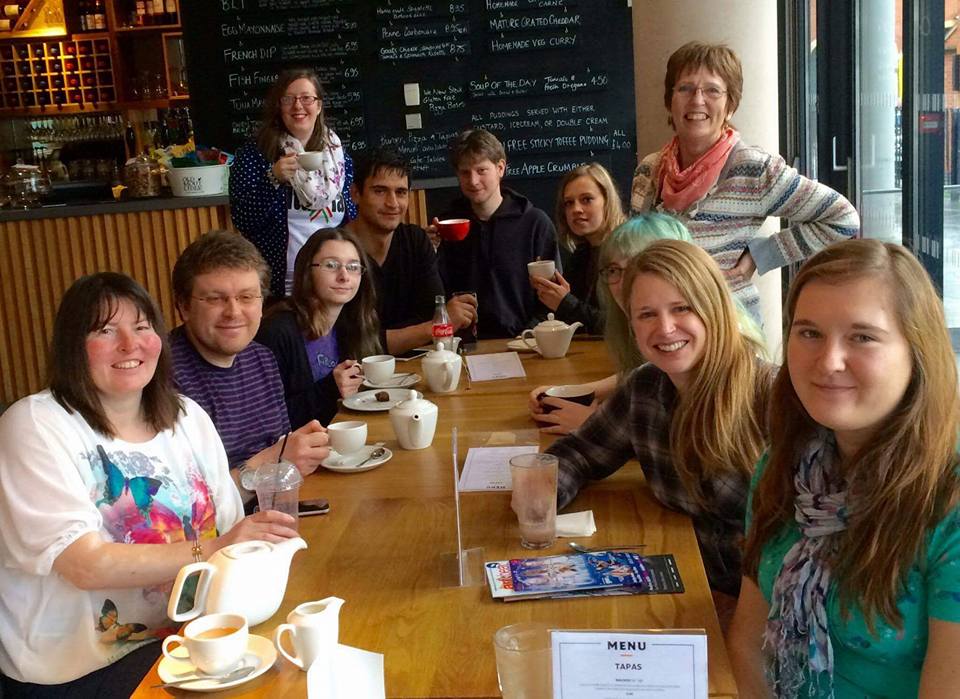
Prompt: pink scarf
<box><xmin>658</xmin><ymin>128</ymin><xmax>740</xmax><ymax>213</ymax></box>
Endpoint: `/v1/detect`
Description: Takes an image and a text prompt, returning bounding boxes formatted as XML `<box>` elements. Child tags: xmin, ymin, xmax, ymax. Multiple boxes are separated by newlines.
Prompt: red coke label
<box><xmin>432</xmin><ymin>323</ymin><xmax>454</xmax><ymax>338</ymax></box>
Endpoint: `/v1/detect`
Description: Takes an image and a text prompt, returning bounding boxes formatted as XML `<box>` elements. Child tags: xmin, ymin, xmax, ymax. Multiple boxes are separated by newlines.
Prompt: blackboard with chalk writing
<box><xmin>180</xmin><ymin>0</ymin><xmax>635</xmax><ymax>212</ymax></box>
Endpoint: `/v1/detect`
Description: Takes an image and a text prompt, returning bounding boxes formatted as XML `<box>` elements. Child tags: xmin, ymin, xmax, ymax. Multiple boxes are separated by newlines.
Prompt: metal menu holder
<box><xmin>440</xmin><ymin>426</ymin><xmax>485</xmax><ymax>587</ymax></box>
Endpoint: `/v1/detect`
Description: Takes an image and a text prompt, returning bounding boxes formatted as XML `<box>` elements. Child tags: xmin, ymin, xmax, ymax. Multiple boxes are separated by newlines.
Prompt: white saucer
<box><xmin>342</xmin><ymin>389</ymin><xmax>422</xmax><ymax>412</ymax></box>
<box><xmin>157</xmin><ymin>633</ymin><xmax>276</xmax><ymax>692</ymax></box>
<box><xmin>321</xmin><ymin>445</ymin><xmax>393</xmax><ymax>472</ymax></box>
<box><xmin>507</xmin><ymin>338</ymin><xmax>538</xmax><ymax>352</ymax></box>
<box><xmin>362</xmin><ymin>372</ymin><xmax>421</xmax><ymax>389</ymax></box>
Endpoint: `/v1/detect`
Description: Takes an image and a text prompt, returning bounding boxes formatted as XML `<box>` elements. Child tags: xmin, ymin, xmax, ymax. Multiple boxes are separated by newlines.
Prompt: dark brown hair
<box><xmin>255</xmin><ymin>67</ymin><xmax>329</xmax><ymax>160</ymax></box>
<box><xmin>270</xmin><ymin>228</ymin><xmax>381</xmax><ymax>359</ymax></box>
<box><xmin>744</xmin><ymin>239</ymin><xmax>960</xmax><ymax>629</ymax></box>
<box><xmin>663</xmin><ymin>41</ymin><xmax>743</xmax><ymax>128</ymax></box>
<box><xmin>448</xmin><ymin>128</ymin><xmax>506</xmax><ymax>169</ymax></box>
<box><xmin>49</xmin><ymin>272</ymin><xmax>181</xmax><ymax>437</ymax></box>
<box><xmin>172</xmin><ymin>230</ymin><xmax>269</xmax><ymax>311</ymax></box>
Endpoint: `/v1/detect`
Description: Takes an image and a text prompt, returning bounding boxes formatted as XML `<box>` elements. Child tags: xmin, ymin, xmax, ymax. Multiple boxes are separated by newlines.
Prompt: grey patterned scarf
<box><xmin>763</xmin><ymin>429</ymin><xmax>849</xmax><ymax>698</ymax></box>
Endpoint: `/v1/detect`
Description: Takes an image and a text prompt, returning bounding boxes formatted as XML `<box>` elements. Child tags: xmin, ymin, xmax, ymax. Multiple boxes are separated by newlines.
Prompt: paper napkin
<box><xmin>307</xmin><ymin>643</ymin><xmax>384</xmax><ymax>699</ymax></box>
<box><xmin>556</xmin><ymin>510</ymin><xmax>597</xmax><ymax>537</ymax></box>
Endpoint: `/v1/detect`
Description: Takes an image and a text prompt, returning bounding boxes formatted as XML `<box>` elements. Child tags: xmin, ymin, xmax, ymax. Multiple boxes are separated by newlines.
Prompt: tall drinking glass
<box><xmin>509</xmin><ymin>453</ymin><xmax>558</xmax><ymax>549</ymax></box>
<box><xmin>493</xmin><ymin>622</ymin><xmax>552</xmax><ymax>699</ymax></box>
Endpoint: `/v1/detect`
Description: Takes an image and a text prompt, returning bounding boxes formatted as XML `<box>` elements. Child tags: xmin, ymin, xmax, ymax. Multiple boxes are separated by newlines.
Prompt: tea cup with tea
<box><xmin>361</xmin><ymin>354</ymin><xmax>395</xmax><ymax>385</ymax></box>
<box><xmin>326</xmin><ymin>420</ymin><xmax>367</xmax><ymax>455</ymax></box>
<box><xmin>161</xmin><ymin>612</ymin><xmax>249</xmax><ymax>675</ymax></box>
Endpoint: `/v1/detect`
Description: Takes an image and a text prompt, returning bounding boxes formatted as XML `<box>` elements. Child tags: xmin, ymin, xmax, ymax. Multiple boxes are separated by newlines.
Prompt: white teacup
<box><xmin>362</xmin><ymin>355</ymin><xmax>395</xmax><ymax>384</ymax></box>
<box><xmin>527</xmin><ymin>260</ymin><xmax>556</xmax><ymax>279</ymax></box>
<box><xmin>327</xmin><ymin>421</ymin><xmax>367</xmax><ymax>454</ymax></box>
<box><xmin>274</xmin><ymin>597</ymin><xmax>345</xmax><ymax>671</ymax></box>
<box><xmin>296</xmin><ymin>151</ymin><xmax>325</xmax><ymax>170</ymax></box>
<box><xmin>161</xmin><ymin>612</ymin><xmax>248</xmax><ymax>675</ymax></box>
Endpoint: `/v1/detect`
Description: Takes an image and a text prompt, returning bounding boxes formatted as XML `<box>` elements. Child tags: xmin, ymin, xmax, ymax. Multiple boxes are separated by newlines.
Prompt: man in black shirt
<box><xmin>346</xmin><ymin>148</ymin><xmax>477</xmax><ymax>354</ymax></box>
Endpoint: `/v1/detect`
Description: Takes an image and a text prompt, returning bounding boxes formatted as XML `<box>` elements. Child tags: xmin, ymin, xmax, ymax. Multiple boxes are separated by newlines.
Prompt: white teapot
<box><xmin>521</xmin><ymin>313</ymin><xmax>583</xmax><ymax>359</ymax></box>
<box><xmin>422</xmin><ymin>342</ymin><xmax>462</xmax><ymax>393</ymax></box>
<box><xmin>389</xmin><ymin>390</ymin><xmax>438</xmax><ymax>450</ymax></box>
<box><xmin>167</xmin><ymin>537</ymin><xmax>307</xmax><ymax>626</ymax></box>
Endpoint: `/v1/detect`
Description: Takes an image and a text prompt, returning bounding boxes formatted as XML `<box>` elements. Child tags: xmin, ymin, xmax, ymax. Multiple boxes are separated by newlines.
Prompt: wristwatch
<box><xmin>239</xmin><ymin>463</ymin><xmax>258</xmax><ymax>491</ymax></box>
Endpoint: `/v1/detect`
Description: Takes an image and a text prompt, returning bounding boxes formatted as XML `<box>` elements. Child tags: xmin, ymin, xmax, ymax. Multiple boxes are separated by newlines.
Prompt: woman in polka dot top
<box><xmin>230</xmin><ymin>67</ymin><xmax>357</xmax><ymax>299</ymax></box>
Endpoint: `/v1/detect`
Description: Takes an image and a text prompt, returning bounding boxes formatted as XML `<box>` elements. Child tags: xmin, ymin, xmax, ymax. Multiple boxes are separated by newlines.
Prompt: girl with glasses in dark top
<box><xmin>256</xmin><ymin>228</ymin><xmax>381</xmax><ymax>429</ymax></box>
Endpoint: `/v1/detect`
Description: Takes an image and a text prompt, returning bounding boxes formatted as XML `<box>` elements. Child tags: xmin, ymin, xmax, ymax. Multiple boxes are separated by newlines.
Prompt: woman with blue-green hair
<box><xmin>530</xmin><ymin>213</ymin><xmax>764</xmax><ymax>434</ymax></box>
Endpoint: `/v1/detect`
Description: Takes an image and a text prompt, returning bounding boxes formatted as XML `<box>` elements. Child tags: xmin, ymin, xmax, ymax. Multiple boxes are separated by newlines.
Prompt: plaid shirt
<box><xmin>547</xmin><ymin>361</ymin><xmax>774</xmax><ymax>596</ymax></box>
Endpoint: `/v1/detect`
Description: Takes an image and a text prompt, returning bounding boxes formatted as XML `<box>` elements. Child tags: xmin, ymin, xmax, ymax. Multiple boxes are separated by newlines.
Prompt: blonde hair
<box><xmin>554</xmin><ymin>163</ymin><xmax>626</xmax><ymax>252</ymax></box>
<box><xmin>744</xmin><ymin>239</ymin><xmax>960</xmax><ymax>629</ymax></box>
<box><xmin>623</xmin><ymin>239</ymin><xmax>768</xmax><ymax>505</ymax></box>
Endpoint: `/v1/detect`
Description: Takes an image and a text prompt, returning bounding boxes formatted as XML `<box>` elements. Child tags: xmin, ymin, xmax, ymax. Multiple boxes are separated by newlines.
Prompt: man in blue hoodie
<box><xmin>435</xmin><ymin>129</ymin><xmax>560</xmax><ymax>339</ymax></box>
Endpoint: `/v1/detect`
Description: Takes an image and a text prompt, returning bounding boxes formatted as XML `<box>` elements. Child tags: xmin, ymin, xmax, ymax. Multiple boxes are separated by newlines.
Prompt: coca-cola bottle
<box><xmin>431</xmin><ymin>295</ymin><xmax>454</xmax><ymax>351</ymax></box>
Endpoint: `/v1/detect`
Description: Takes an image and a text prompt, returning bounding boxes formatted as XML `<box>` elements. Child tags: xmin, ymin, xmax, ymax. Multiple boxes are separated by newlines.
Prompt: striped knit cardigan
<box><xmin>630</xmin><ymin>142</ymin><xmax>860</xmax><ymax>319</ymax></box>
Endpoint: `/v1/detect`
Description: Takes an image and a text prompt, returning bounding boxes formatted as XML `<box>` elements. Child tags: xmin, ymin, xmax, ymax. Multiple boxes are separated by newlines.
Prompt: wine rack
<box><xmin>0</xmin><ymin>34</ymin><xmax>115</xmax><ymax>111</ymax></box>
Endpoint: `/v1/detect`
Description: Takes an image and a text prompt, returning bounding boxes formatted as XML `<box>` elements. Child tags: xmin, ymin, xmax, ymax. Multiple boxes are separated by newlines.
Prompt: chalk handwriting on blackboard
<box><xmin>380</xmin><ymin>40</ymin><xmax>469</xmax><ymax>61</ymax></box>
<box><xmin>486</xmin><ymin>0</ymin><xmax>574</xmax><ymax>9</ymax></box>
<box><xmin>489</xmin><ymin>32</ymin><xmax>577</xmax><ymax>53</ymax></box>
<box><xmin>468</xmin><ymin>71</ymin><xmax>606</xmax><ymax>99</ymax></box>
<box><xmin>488</xmin><ymin>12</ymin><xmax>581</xmax><ymax>32</ymax></box>
<box><xmin>380</xmin><ymin>20</ymin><xmax>469</xmax><ymax>40</ymax></box>
<box><xmin>220</xmin><ymin>14</ymin><xmax>356</xmax><ymax>38</ymax></box>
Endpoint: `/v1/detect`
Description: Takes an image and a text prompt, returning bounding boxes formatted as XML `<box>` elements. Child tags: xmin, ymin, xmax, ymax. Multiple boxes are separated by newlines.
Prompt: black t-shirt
<box><xmin>370</xmin><ymin>223</ymin><xmax>444</xmax><ymax>331</ymax></box>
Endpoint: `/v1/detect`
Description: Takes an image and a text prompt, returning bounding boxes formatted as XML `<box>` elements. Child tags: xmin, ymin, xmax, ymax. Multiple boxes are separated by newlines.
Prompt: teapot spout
<box><xmin>568</xmin><ymin>322</ymin><xmax>584</xmax><ymax>334</ymax></box>
<box><xmin>275</xmin><ymin>536</ymin><xmax>308</xmax><ymax>564</ymax></box>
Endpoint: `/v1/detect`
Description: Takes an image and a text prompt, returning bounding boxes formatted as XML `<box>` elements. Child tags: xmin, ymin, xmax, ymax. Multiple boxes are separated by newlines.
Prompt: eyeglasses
<box><xmin>191</xmin><ymin>293</ymin><xmax>263</xmax><ymax>307</ymax></box>
<box><xmin>280</xmin><ymin>94</ymin><xmax>319</xmax><ymax>107</ymax></box>
<box><xmin>673</xmin><ymin>83</ymin><xmax>727</xmax><ymax>101</ymax></box>
<box><xmin>599</xmin><ymin>265</ymin><xmax>625</xmax><ymax>283</ymax></box>
<box><xmin>310</xmin><ymin>259</ymin><xmax>365</xmax><ymax>275</ymax></box>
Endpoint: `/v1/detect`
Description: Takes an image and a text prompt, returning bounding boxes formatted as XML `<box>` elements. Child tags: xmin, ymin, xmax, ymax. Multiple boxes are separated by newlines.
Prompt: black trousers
<box><xmin>0</xmin><ymin>641</ymin><xmax>160</xmax><ymax>699</ymax></box>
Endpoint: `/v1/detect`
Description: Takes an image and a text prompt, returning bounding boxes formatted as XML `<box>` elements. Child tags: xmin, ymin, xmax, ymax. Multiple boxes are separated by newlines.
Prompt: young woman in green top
<box><xmin>728</xmin><ymin>239</ymin><xmax>960</xmax><ymax>697</ymax></box>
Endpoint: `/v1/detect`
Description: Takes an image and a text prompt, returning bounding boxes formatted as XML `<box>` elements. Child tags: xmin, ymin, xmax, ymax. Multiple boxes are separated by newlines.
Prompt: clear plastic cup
<box><xmin>252</xmin><ymin>461</ymin><xmax>303</xmax><ymax>531</ymax></box>
<box><xmin>493</xmin><ymin>622</ymin><xmax>552</xmax><ymax>699</ymax></box>
<box><xmin>509</xmin><ymin>453</ymin><xmax>558</xmax><ymax>549</ymax></box>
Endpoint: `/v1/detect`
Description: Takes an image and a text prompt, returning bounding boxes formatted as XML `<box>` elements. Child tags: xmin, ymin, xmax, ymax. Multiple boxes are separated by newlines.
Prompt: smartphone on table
<box><xmin>298</xmin><ymin>498</ymin><xmax>330</xmax><ymax>517</ymax></box>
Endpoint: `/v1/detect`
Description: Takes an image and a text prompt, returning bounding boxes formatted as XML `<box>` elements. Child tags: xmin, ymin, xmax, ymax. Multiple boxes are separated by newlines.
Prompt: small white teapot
<box><xmin>389</xmin><ymin>390</ymin><xmax>438</xmax><ymax>450</ymax></box>
<box><xmin>422</xmin><ymin>342</ymin><xmax>462</xmax><ymax>393</ymax></box>
<box><xmin>521</xmin><ymin>313</ymin><xmax>584</xmax><ymax>359</ymax></box>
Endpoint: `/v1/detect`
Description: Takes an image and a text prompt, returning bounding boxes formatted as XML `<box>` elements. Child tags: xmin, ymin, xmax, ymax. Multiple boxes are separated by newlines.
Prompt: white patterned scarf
<box><xmin>763</xmin><ymin>428</ymin><xmax>849</xmax><ymax>698</ymax></box>
<box><xmin>280</xmin><ymin>131</ymin><xmax>346</xmax><ymax>211</ymax></box>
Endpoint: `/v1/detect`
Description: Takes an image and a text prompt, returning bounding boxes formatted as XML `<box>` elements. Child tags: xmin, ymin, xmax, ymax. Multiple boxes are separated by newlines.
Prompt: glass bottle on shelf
<box><xmin>164</xmin><ymin>0</ymin><xmax>176</xmax><ymax>24</ymax></box>
<box><xmin>92</xmin><ymin>0</ymin><xmax>105</xmax><ymax>30</ymax></box>
<box><xmin>135</xmin><ymin>0</ymin><xmax>145</xmax><ymax>26</ymax></box>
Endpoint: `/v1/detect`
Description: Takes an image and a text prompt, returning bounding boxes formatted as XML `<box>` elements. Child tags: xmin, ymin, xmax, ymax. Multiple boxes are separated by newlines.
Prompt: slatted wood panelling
<box><xmin>0</xmin><ymin>205</ymin><xmax>231</xmax><ymax>406</ymax></box>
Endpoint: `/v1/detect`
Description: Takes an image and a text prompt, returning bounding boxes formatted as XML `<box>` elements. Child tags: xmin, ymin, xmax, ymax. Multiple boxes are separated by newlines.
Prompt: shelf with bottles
<box><xmin>109</xmin><ymin>0</ymin><xmax>177</xmax><ymax>30</ymax></box>
<box><xmin>0</xmin><ymin>0</ymin><xmax>66</xmax><ymax>37</ymax></box>
<box><xmin>0</xmin><ymin>35</ymin><xmax>115</xmax><ymax>112</ymax></box>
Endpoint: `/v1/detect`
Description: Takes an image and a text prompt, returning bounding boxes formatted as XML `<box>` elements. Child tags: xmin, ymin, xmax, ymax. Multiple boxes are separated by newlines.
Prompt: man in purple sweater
<box><xmin>170</xmin><ymin>230</ymin><xmax>329</xmax><ymax>493</ymax></box>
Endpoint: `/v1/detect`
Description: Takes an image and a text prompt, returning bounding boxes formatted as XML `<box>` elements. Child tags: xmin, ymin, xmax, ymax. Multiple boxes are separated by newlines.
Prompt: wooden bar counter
<box><xmin>133</xmin><ymin>339</ymin><xmax>738</xmax><ymax>698</ymax></box>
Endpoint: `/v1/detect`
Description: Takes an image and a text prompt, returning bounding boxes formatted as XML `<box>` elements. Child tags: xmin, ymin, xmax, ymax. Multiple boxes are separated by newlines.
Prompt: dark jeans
<box><xmin>0</xmin><ymin>641</ymin><xmax>160</xmax><ymax>698</ymax></box>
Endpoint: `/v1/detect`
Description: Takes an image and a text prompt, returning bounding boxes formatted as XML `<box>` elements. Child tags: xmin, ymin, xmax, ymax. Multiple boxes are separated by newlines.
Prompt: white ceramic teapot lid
<box><xmin>425</xmin><ymin>342</ymin><xmax>459</xmax><ymax>360</ymax></box>
<box><xmin>534</xmin><ymin>313</ymin><xmax>571</xmax><ymax>332</ymax></box>
<box><xmin>389</xmin><ymin>390</ymin><xmax>438</xmax><ymax>416</ymax></box>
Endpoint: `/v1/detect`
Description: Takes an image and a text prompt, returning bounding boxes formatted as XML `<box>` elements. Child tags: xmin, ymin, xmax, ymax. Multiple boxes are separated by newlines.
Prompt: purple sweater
<box><xmin>170</xmin><ymin>327</ymin><xmax>290</xmax><ymax>469</ymax></box>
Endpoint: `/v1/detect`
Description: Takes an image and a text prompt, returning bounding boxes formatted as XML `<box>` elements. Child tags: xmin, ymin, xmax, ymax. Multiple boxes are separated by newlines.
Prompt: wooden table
<box><xmin>134</xmin><ymin>339</ymin><xmax>738</xmax><ymax>697</ymax></box>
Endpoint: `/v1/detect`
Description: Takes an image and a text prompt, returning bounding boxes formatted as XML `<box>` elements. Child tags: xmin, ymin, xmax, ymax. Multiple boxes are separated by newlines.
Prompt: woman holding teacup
<box><xmin>529</xmin><ymin>163</ymin><xmax>626</xmax><ymax>334</ymax></box>
<box><xmin>256</xmin><ymin>228</ymin><xmax>381</xmax><ymax>430</ymax></box>
<box><xmin>0</xmin><ymin>273</ymin><xmax>298</xmax><ymax>695</ymax></box>
<box><xmin>231</xmin><ymin>67</ymin><xmax>357</xmax><ymax>298</ymax></box>
<box><xmin>547</xmin><ymin>239</ymin><xmax>775</xmax><ymax>612</ymax></box>
<box><xmin>728</xmin><ymin>240</ymin><xmax>960</xmax><ymax>697</ymax></box>
<box><xmin>631</xmin><ymin>41</ymin><xmax>859</xmax><ymax>322</ymax></box>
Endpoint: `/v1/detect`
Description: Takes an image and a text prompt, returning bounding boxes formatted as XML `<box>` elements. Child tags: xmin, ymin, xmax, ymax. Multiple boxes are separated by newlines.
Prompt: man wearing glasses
<box><xmin>345</xmin><ymin>148</ymin><xmax>478</xmax><ymax>354</ymax></box>
<box><xmin>170</xmin><ymin>230</ymin><xmax>330</xmax><ymax>495</ymax></box>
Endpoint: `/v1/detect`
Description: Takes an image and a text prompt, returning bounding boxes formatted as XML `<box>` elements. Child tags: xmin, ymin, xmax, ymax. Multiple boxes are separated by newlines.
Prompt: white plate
<box><xmin>342</xmin><ymin>389</ymin><xmax>423</xmax><ymax>412</ymax></box>
<box><xmin>321</xmin><ymin>445</ymin><xmax>393</xmax><ymax>472</ymax></box>
<box><xmin>362</xmin><ymin>373</ymin><xmax>421</xmax><ymax>389</ymax></box>
<box><xmin>507</xmin><ymin>338</ymin><xmax>538</xmax><ymax>352</ymax></box>
<box><xmin>157</xmin><ymin>633</ymin><xmax>276</xmax><ymax>692</ymax></box>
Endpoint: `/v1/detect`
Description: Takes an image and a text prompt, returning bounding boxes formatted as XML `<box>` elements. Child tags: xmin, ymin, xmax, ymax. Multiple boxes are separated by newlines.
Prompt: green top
<box><xmin>748</xmin><ymin>454</ymin><xmax>960</xmax><ymax>697</ymax></box>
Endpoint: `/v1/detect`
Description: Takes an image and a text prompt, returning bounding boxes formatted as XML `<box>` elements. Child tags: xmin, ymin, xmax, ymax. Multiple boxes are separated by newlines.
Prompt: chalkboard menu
<box><xmin>180</xmin><ymin>0</ymin><xmax>636</xmax><ymax>211</ymax></box>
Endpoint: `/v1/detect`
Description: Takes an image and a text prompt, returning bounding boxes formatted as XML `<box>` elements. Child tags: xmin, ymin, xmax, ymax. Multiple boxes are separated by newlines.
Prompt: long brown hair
<box><xmin>255</xmin><ymin>68</ymin><xmax>330</xmax><ymax>161</ymax></box>
<box><xmin>269</xmin><ymin>228</ymin><xmax>381</xmax><ymax>359</ymax></box>
<box><xmin>622</xmin><ymin>240</ymin><xmax>768</xmax><ymax>505</ymax></box>
<box><xmin>49</xmin><ymin>273</ymin><xmax>181</xmax><ymax>437</ymax></box>
<box><xmin>744</xmin><ymin>239</ymin><xmax>960</xmax><ymax>629</ymax></box>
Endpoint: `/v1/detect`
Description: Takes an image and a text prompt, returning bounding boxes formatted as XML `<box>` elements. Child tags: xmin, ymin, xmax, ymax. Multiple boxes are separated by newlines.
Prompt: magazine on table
<box><xmin>485</xmin><ymin>551</ymin><xmax>684</xmax><ymax>601</ymax></box>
